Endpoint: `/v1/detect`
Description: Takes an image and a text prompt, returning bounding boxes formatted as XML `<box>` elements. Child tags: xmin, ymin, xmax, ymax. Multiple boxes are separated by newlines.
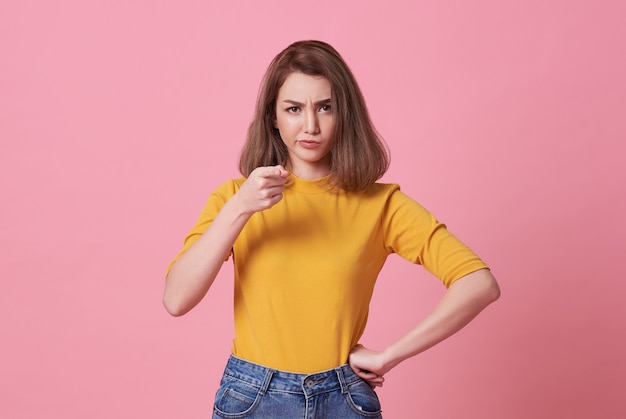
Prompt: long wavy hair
<box><xmin>239</xmin><ymin>40</ymin><xmax>389</xmax><ymax>192</ymax></box>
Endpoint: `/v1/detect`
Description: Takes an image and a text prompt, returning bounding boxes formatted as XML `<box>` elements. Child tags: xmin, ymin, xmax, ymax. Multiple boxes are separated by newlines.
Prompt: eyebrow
<box><xmin>282</xmin><ymin>98</ymin><xmax>332</xmax><ymax>106</ymax></box>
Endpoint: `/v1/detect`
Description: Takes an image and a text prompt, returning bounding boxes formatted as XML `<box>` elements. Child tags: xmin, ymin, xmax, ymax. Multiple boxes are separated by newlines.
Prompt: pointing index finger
<box><xmin>260</xmin><ymin>165</ymin><xmax>289</xmax><ymax>178</ymax></box>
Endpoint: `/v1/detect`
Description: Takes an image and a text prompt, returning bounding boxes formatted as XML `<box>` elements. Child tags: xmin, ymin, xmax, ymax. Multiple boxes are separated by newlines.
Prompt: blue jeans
<box><xmin>212</xmin><ymin>355</ymin><xmax>383</xmax><ymax>419</ymax></box>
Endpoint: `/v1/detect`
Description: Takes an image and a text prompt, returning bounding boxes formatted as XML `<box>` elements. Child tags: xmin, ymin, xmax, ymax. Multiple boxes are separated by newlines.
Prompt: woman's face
<box><xmin>274</xmin><ymin>72</ymin><xmax>334</xmax><ymax>180</ymax></box>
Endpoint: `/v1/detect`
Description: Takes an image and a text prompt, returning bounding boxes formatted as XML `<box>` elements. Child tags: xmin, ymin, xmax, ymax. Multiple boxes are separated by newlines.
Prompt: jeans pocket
<box><xmin>213</xmin><ymin>376</ymin><xmax>261</xmax><ymax>418</ymax></box>
<box><xmin>345</xmin><ymin>379</ymin><xmax>383</xmax><ymax>417</ymax></box>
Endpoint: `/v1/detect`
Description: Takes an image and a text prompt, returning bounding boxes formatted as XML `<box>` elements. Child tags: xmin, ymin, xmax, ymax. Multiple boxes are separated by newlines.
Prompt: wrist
<box><xmin>380</xmin><ymin>345</ymin><xmax>405</xmax><ymax>372</ymax></box>
<box><xmin>228</xmin><ymin>193</ymin><xmax>255</xmax><ymax>218</ymax></box>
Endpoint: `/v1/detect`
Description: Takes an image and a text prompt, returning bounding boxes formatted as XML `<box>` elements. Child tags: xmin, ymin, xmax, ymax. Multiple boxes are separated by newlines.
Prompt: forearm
<box><xmin>163</xmin><ymin>194</ymin><xmax>251</xmax><ymax>316</ymax></box>
<box><xmin>382</xmin><ymin>268</ymin><xmax>500</xmax><ymax>370</ymax></box>
<box><xmin>163</xmin><ymin>166</ymin><xmax>290</xmax><ymax>316</ymax></box>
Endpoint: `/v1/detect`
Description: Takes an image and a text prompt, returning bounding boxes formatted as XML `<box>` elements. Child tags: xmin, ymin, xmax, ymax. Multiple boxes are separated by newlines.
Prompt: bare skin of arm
<box><xmin>349</xmin><ymin>268</ymin><xmax>500</xmax><ymax>387</ymax></box>
<box><xmin>163</xmin><ymin>165</ymin><xmax>290</xmax><ymax>317</ymax></box>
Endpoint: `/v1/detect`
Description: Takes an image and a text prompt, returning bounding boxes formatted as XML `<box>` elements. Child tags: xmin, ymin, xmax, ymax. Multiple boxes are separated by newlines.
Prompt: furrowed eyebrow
<box><xmin>282</xmin><ymin>99</ymin><xmax>332</xmax><ymax>106</ymax></box>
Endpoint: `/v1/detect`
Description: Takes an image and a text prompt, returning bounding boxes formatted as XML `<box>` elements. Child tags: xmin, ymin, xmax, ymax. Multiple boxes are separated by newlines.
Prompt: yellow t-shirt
<box><xmin>168</xmin><ymin>175</ymin><xmax>488</xmax><ymax>373</ymax></box>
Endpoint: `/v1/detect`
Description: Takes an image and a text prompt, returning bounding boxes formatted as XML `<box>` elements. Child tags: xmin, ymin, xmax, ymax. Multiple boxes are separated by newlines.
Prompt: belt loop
<box><xmin>335</xmin><ymin>366</ymin><xmax>348</xmax><ymax>394</ymax></box>
<box><xmin>259</xmin><ymin>368</ymin><xmax>275</xmax><ymax>396</ymax></box>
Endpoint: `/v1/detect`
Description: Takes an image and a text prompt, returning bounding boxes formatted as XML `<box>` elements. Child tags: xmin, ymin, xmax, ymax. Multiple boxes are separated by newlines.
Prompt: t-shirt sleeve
<box><xmin>381</xmin><ymin>186</ymin><xmax>489</xmax><ymax>287</ymax></box>
<box><xmin>166</xmin><ymin>179</ymin><xmax>239</xmax><ymax>275</ymax></box>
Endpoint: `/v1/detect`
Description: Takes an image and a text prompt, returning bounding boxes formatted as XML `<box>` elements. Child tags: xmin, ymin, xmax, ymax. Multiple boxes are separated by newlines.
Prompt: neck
<box><xmin>288</xmin><ymin>160</ymin><xmax>331</xmax><ymax>180</ymax></box>
<box><xmin>289</xmin><ymin>167</ymin><xmax>330</xmax><ymax>180</ymax></box>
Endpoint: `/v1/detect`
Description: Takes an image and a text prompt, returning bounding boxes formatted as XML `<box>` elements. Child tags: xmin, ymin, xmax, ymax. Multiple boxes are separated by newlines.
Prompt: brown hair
<box><xmin>239</xmin><ymin>40</ymin><xmax>389</xmax><ymax>192</ymax></box>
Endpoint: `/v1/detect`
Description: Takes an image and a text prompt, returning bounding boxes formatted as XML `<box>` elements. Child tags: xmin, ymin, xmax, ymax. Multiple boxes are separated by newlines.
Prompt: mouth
<box><xmin>298</xmin><ymin>139</ymin><xmax>321</xmax><ymax>149</ymax></box>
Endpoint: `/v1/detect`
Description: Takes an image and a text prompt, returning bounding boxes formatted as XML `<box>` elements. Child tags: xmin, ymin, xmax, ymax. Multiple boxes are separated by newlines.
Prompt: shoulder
<box><xmin>361</xmin><ymin>182</ymin><xmax>403</xmax><ymax>202</ymax></box>
<box><xmin>365</xmin><ymin>182</ymin><xmax>433</xmax><ymax>216</ymax></box>
<box><xmin>365</xmin><ymin>182</ymin><xmax>401</xmax><ymax>195</ymax></box>
<box><xmin>344</xmin><ymin>182</ymin><xmax>407</xmax><ymax>212</ymax></box>
<box><xmin>197</xmin><ymin>177</ymin><xmax>246</xmax><ymax>211</ymax></box>
<box><xmin>211</xmin><ymin>177</ymin><xmax>247</xmax><ymax>198</ymax></box>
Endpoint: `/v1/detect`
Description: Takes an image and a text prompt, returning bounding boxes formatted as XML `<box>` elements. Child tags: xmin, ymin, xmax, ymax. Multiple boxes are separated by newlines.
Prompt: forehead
<box><xmin>277</xmin><ymin>72</ymin><xmax>332</xmax><ymax>99</ymax></box>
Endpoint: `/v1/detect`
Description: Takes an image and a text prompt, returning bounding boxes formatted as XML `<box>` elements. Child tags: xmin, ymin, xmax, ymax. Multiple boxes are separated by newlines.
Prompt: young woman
<box><xmin>164</xmin><ymin>40</ymin><xmax>500</xmax><ymax>419</ymax></box>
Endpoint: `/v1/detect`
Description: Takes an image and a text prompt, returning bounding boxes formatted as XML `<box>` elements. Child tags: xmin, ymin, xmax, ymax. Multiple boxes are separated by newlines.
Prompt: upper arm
<box><xmin>382</xmin><ymin>188</ymin><xmax>489</xmax><ymax>287</ymax></box>
<box><xmin>166</xmin><ymin>179</ymin><xmax>241</xmax><ymax>276</ymax></box>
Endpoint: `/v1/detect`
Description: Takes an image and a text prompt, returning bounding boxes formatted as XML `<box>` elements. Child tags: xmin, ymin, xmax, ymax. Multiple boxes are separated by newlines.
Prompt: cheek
<box><xmin>324</xmin><ymin>120</ymin><xmax>335</xmax><ymax>139</ymax></box>
<box><xmin>276</xmin><ymin>117</ymin><xmax>295</xmax><ymax>133</ymax></box>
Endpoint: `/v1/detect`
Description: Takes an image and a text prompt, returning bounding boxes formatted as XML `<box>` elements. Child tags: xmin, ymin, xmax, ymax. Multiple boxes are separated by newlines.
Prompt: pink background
<box><xmin>2</xmin><ymin>1</ymin><xmax>625</xmax><ymax>418</ymax></box>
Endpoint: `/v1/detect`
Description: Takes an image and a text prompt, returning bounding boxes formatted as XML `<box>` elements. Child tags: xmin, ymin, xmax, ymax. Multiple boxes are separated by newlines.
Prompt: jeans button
<box><xmin>306</xmin><ymin>380</ymin><xmax>314</xmax><ymax>388</ymax></box>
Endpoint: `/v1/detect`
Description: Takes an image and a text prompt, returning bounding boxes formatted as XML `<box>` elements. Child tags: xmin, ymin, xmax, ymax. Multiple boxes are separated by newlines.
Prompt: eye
<box><xmin>287</xmin><ymin>106</ymin><xmax>300</xmax><ymax>113</ymax></box>
<box><xmin>319</xmin><ymin>104</ymin><xmax>331</xmax><ymax>112</ymax></box>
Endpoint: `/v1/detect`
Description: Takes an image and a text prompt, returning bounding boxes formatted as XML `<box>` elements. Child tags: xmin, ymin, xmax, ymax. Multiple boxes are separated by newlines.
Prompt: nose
<box><xmin>303</xmin><ymin>109</ymin><xmax>320</xmax><ymax>134</ymax></box>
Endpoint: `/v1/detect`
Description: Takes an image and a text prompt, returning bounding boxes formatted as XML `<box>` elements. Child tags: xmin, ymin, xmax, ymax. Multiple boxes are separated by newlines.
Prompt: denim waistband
<box><xmin>223</xmin><ymin>355</ymin><xmax>363</xmax><ymax>397</ymax></box>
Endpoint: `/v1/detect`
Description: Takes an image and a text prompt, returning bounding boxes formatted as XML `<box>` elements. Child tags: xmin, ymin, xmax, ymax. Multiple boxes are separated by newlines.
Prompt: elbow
<box><xmin>163</xmin><ymin>269</ymin><xmax>193</xmax><ymax>317</ymax></box>
<box><xmin>162</xmin><ymin>291</ymin><xmax>191</xmax><ymax>317</ymax></box>
<box><xmin>483</xmin><ymin>270</ymin><xmax>501</xmax><ymax>304</ymax></box>
<box><xmin>457</xmin><ymin>268</ymin><xmax>500</xmax><ymax>305</ymax></box>
<box><xmin>488</xmin><ymin>279</ymin><xmax>501</xmax><ymax>303</ymax></box>
<box><xmin>163</xmin><ymin>297</ymin><xmax>189</xmax><ymax>317</ymax></box>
